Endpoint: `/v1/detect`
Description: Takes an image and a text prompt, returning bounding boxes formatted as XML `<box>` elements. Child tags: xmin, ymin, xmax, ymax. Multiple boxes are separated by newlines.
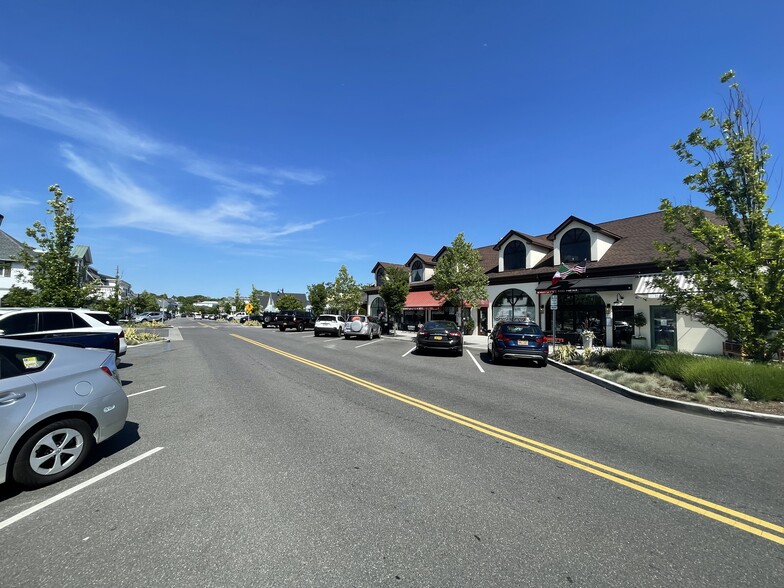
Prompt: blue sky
<box><xmin>1</xmin><ymin>1</ymin><xmax>783</xmax><ymax>299</ymax></box>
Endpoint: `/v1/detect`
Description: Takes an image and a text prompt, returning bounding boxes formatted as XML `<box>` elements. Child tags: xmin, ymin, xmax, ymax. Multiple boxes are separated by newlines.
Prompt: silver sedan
<box><xmin>0</xmin><ymin>339</ymin><xmax>128</xmax><ymax>488</ymax></box>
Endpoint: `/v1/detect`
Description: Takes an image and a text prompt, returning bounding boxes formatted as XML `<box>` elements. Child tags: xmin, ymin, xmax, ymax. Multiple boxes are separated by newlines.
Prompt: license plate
<box><xmin>433</xmin><ymin>336</ymin><xmax>442</xmax><ymax>341</ymax></box>
<box><xmin>517</xmin><ymin>340</ymin><xmax>528</xmax><ymax>346</ymax></box>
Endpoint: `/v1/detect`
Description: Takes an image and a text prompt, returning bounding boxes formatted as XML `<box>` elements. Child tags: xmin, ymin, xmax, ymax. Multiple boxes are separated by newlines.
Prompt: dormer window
<box><xmin>411</xmin><ymin>260</ymin><xmax>424</xmax><ymax>282</ymax></box>
<box><xmin>376</xmin><ymin>267</ymin><xmax>386</xmax><ymax>287</ymax></box>
<box><xmin>503</xmin><ymin>240</ymin><xmax>525</xmax><ymax>270</ymax></box>
<box><xmin>561</xmin><ymin>228</ymin><xmax>590</xmax><ymax>263</ymax></box>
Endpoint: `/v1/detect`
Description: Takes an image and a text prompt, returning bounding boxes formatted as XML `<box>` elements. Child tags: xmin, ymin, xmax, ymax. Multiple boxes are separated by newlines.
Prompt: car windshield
<box><xmin>501</xmin><ymin>324</ymin><xmax>541</xmax><ymax>335</ymax></box>
<box><xmin>423</xmin><ymin>321</ymin><xmax>458</xmax><ymax>330</ymax></box>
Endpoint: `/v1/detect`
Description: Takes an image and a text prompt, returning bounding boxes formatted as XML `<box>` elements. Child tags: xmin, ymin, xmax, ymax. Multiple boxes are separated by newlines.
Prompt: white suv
<box><xmin>0</xmin><ymin>308</ymin><xmax>127</xmax><ymax>360</ymax></box>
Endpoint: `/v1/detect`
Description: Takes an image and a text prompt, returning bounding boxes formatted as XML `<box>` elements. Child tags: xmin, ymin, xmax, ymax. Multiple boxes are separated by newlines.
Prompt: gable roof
<box><xmin>546</xmin><ymin>215</ymin><xmax>622</xmax><ymax>241</ymax></box>
<box><xmin>0</xmin><ymin>230</ymin><xmax>27</xmax><ymax>261</ymax></box>
<box><xmin>492</xmin><ymin>230</ymin><xmax>552</xmax><ymax>251</ymax></box>
<box><xmin>405</xmin><ymin>253</ymin><xmax>436</xmax><ymax>267</ymax></box>
<box><xmin>372</xmin><ymin>261</ymin><xmax>407</xmax><ymax>274</ymax></box>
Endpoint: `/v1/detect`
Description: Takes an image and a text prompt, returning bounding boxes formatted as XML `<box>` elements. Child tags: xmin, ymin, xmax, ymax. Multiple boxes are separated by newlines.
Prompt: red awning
<box><xmin>404</xmin><ymin>291</ymin><xmax>443</xmax><ymax>309</ymax></box>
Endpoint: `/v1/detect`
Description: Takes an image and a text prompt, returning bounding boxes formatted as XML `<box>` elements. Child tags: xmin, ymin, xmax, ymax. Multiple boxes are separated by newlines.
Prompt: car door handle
<box><xmin>0</xmin><ymin>392</ymin><xmax>27</xmax><ymax>405</ymax></box>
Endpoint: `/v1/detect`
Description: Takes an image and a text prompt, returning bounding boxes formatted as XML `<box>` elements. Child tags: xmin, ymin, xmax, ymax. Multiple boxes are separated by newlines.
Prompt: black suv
<box><xmin>273</xmin><ymin>310</ymin><xmax>316</xmax><ymax>331</ymax></box>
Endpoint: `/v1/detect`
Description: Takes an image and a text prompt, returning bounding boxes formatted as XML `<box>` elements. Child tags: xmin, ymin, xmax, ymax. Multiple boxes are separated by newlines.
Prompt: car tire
<box><xmin>314</xmin><ymin>331</ymin><xmax>319</xmax><ymax>337</ymax></box>
<box><xmin>297</xmin><ymin>323</ymin><xmax>305</xmax><ymax>332</ymax></box>
<box><xmin>12</xmin><ymin>419</ymin><xmax>95</xmax><ymax>488</ymax></box>
<box><xmin>457</xmin><ymin>347</ymin><xmax>463</xmax><ymax>356</ymax></box>
<box><xmin>344</xmin><ymin>334</ymin><xmax>350</xmax><ymax>340</ymax></box>
<box><xmin>279</xmin><ymin>326</ymin><xmax>285</xmax><ymax>331</ymax></box>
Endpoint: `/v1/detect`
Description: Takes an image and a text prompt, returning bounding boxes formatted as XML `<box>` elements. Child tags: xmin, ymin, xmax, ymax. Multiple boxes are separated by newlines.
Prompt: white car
<box><xmin>343</xmin><ymin>315</ymin><xmax>381</xmax><ymax>340</ymax></box>
<box><xmin>314</xmin><ymin>314</ymin><xmax>346</xmax><ymax>337</ymax></box>
<box><xmin>0</xmin><ymin>308</ymin><xmax>127</xmax><ymax>361</ymax></box>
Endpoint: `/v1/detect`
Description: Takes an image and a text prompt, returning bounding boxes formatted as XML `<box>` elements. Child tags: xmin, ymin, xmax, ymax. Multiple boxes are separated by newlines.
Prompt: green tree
<box><xmin>18</xmin><ymin>184</ymin><xmax>98</xmax><ymax>306</ymax></box>
<box><xmin>378</xmin><ymin>266</ymin><xmax>410</xmax><ymax>333</ymax></box>
<box><xmin>276</xmin><ymin>293</ymin><xmax>304</xmax><ymax>310</ymax></box>
<box><xmin>1</xmin><ymin>286</ymin><xmax>36</xmax><ymax>307</ymax></box>
<box><xmin>232</xmin><ymin>288</ymin><xmax>242</xmax><ymax>313</ymax></box>
<box><xmin>132</xmin><ymin>291</ymin><xmax>160</xmax><ymax>313</ymax></box>
<box><xmin>307</xmin><ymin>282</ymin><xmax>329</xmax><ymax>316</ymax></box>
<box><xmin>249</xmin><ymin>284</ymin><xmax>266</xmax><ymax>316</ymax></box>
<box><xmin>329</xmin><ymin>265</ymin><xmax>364</xmax><ymax>314</ymax></box>
<box><xmin>654</xmin><ymin>71</ymin><xmax>784</xmax><ymax>362</ymax></box>
<box><xmin>432</xmin><ymin>232</ymin><xmax>489</xmax><ymax>329</ymax></box>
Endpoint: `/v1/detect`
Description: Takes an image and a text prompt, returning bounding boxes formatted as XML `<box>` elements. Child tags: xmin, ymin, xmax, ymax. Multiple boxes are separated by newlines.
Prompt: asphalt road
<box><xmin>1</xmin><ymin>319</ymin><xmax>782</xmax><ymax>587</ymax></box>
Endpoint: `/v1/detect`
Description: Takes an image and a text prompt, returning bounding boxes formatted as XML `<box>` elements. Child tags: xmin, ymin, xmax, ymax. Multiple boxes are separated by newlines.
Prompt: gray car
<box><xmin>0</xmin><ymin>339</ymin><xmax>128</xmax><ymax>488</ymax></box>
<box><xmin>343</xmin><ymin>315</ymin><xmax>381</xmax><ymax>340</ymax></box>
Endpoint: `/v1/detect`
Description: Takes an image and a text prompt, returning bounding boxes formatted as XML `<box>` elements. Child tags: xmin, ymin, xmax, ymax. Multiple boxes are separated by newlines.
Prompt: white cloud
<box><xmin>62</xmin><ymin>147</ymin><xmax>325</xmax><ymax>244</ymax></box>
<box><xmin>0</xmin><ymin>65</ymin><xmax>329</xmax><ymax>245</ymax></box>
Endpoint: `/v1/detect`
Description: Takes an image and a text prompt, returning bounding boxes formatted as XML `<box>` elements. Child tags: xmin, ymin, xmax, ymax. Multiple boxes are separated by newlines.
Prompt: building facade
<box><xmin>366</xmin><ymin>211</ymin><xmax>726</xmax><ymax>355</ymax></box>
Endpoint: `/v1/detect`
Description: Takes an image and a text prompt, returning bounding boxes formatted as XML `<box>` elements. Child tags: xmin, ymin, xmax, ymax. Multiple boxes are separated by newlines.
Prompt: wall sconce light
<box><xmin>539</xmin><ymin>304</ymin><xmax>545</xmax><ymax>312</ymax></box>
<box><xmin>614</xmin><ymin>293</ymin><xmax>624</xmax><ymax>305</ymax></box>
<box><xmin>606</xmin><ymin>303</ymin><xmax>611</xmax><ymax>311</ymax></box>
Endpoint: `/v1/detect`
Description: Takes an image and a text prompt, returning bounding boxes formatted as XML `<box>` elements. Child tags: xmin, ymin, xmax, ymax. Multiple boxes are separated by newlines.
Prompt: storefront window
<box><xmin>545</xmin><ymin>293</ymin><xmax>606</xmax><ymax>345</ymax></box>
<box><xmin>651</xmin><ymin>306</ymin><xmax>677</xmax><ymax>351</ymax></box>
<box><xmin>493</xmin><ymin>289</ymin><xmax>535</xmax><ymax>322</ymax></box>
<box><xmin>370</xmin><ymin>297</ymin><xmax>386</xmax><ymax>317</ymax></box>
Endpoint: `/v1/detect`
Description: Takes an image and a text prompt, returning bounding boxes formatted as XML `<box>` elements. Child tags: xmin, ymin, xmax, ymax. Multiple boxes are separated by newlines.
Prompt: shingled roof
<box><xmin>0</xmin><ymin>229</ymin><xmax>27</xmax><ymax>261</ymax></box>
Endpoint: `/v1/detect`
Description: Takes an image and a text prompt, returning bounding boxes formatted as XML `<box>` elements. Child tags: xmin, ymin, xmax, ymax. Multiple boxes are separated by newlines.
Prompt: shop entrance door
<box><xmin>612</xmin><ymin>306</ymin><xmax>634</xmax><ymax>347</ymax></box>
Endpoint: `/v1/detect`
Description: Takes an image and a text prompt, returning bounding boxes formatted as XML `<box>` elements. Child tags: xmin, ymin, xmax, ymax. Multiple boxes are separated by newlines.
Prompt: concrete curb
<box><xmin>549</xmin><ymin>360</ymin><xmax>784</xmax><ymax>426</ymax></box>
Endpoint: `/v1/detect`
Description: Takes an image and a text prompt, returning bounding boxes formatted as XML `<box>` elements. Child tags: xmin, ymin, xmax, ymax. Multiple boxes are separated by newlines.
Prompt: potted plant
<box><xmin>580</xmin><ymin>328</ymin><xmax>595</xmax><ymax>350</ymax></box>
<box><xmin>632</xmin><ymin>312</ymin><xmax>648</xmax><ymax>349</ymax></box>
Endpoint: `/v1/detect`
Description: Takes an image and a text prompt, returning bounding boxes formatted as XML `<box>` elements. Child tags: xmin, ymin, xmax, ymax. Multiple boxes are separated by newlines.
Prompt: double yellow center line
<box><xmin>232</xmin><ymin>334</ymin><xmax>784</xmax><ymax>546</ymax></box>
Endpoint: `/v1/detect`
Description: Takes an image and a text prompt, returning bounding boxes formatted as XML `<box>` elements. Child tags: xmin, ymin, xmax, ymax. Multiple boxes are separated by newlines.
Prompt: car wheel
<box><xmin>344</xmin><ymin>334</ymin><xmax>350</xmax><ymax>340</ymax></box>
<box><xmin>297</xmin><ymin>323</ymin><xmax>305</xmax><ymax>332</ymax></box>
<box><xmin>279</xmin><ymin>326</ymin><xmax>285</xmax><ymax>331</ymax></box>
<box><xmin>12</xmin><ymin>419</ymin><xmax>95</xmax><ymax>488</ymax></box>
<box><xmin>314</xmin><ymin>331</ymin><xmax>319</xmax><ymax>337</ymax></box>
<box><xmin>457</xmin><ymin>347</ymin><xmax>463</xmax><ymax>356</ymax></box>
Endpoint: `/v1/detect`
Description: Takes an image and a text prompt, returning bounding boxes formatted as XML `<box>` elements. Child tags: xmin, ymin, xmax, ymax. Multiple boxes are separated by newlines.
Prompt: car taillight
<box><xmin>496</xmin><ymin>334</ymin><xmax>510</xmax><ymax>342</ymax></box>
<box><xmin>535</xmin><ymin>336</ymin><xmax>545</xmax><ymax>344</ymax></box>
<box><xmin>418</xmin><ymin>330</ymin><xmax>428</xmax><ymax>336</ymax></box>
<box><xmin>101</xmin><ymin>366</ymin><xmax>114</xmax><ymax>377</ymax></box>
<box><xmin>447</xmin><ymin>331</ymin><xmax>461</xmax><ymax>337</ymax></box>
<box><xmin>119</xmin><ymin>329</ymin><xmax>125</xmax><ymax>339</ymax></box>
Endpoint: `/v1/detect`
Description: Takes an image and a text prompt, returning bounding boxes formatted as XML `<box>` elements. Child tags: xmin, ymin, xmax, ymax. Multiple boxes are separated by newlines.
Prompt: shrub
<box><xmin>552</xmin><ymin>344</ymin><xmax>578</xmax><ymax>363</ymax></box>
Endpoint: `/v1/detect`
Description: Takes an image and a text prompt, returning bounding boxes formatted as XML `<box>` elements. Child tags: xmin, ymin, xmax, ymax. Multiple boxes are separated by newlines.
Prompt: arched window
<box><xmin>375</xmin><ymin>268</ymin><xmax>385</xmax><ymax>287</ymax></box>
<box><xmin>370</xmin><ymin>297</ymin><xmax>386</xmax><ymax>317</ymax></box>
<box><xmin>411</xmin><ymin>260</ymin><xmax>424</xmax><ymax>282</ymax></box>
<box><xmin>492</xmin><ymin>289</ymin><xmax>535</xmax><ymax>322</ymax></box>
<box><xmin>560</xmin><ymin>228</ymin><xmax>590</xmax><ymax>263</ymax></box>
<box><xmin>503</xmin><ymin>240</ymin><xmax>525</xmax><ymax>270</ymax></box>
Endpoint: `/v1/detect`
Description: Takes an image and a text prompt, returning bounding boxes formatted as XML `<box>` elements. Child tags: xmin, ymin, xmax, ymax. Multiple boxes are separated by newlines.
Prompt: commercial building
<box><xmin>366</xmin><ymin>211</ymin><xmax>725</xmax><ymax>355</ymax></box>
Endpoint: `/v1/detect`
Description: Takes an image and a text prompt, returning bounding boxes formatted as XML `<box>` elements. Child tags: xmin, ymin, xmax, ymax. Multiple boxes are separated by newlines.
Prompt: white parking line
<box><xmin>0</xmin><ymin>447</ymin><xmax>164</xmax><ymax>532</ymax></box>
<box><xmin>468</xmin><ymin>350</ymin><xmax>486</xmax><ymax>373</ymax></box>
<box><xmin>402</xmin><ymin>347</ymin><xmax>416</xmax><ymax>357</ymax></box>
<box><xmin>354</xmin><ymin>341</ymin><xmax>377</xmax><ymax>348</ymax></box>
<box><xmin>127</xmin><ymin>386</ymin><xmax>166</xmax><ymax>398</ymax></box>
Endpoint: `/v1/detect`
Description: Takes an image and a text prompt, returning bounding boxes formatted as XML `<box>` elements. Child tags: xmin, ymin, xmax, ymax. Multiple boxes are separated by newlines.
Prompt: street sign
<box><xmin>551</xmin><ymin>295</ymin><xmax>558</xmax><ymax>310</ymax></box>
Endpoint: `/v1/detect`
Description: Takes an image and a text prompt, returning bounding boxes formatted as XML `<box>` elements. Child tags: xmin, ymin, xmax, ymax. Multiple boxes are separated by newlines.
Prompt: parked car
<box><xmin>344</xmin><ymin>315</ymin><xmax>381</xmax><ymax>340</ymax></box>
<box><xmin>273</xmin><ymin>310</ymin><xmax>316</xmax><ymax>331</ymax></box>
<box><xmin>135</xmin><ymin>311</ymin><xmax>165</xmax><ymax>323</ymax></box>
<box><xmin>487</xmin><ymin>320</ymin><xmax>548</xmax><ymax>366</ymax></box>
<box><xmin>0</xmin><ymin>338</ymin><xmax>128</xmax><ymax>488</ymax></box>
<box><xmin>0</xmin><ymin>307</ymin><xmax>127</xmax><ymax>362</ymax></box>
<box><xmin>314</xmin><ymin>314</ymin><xmax>346</xmax><ymax>337</ymax></box>
<box><xmin>415</xmin><ymin>320</ymin><xmax>463</xmax><ymax>356</ymax></box>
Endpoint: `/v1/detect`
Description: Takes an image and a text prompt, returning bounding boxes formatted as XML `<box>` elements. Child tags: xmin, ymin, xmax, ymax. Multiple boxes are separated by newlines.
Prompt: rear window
<box><xmin>501</xmin><ymin>324</ymin><xmax>541</xmax><ymax>335</ymax></box>
<box><xmin>349</xmin><ymin>315</ymin><xmax>367</xmax><ymax>322</ymax></box>
<box><xmin>88</xmin><ymin>312</ymin><xmax>118</xmax><ymax>326</ymax></box>
<box><xmin>317</xmin><ymin>315</ymin><xmax>337</xmax><ymax>321</ymax></box>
